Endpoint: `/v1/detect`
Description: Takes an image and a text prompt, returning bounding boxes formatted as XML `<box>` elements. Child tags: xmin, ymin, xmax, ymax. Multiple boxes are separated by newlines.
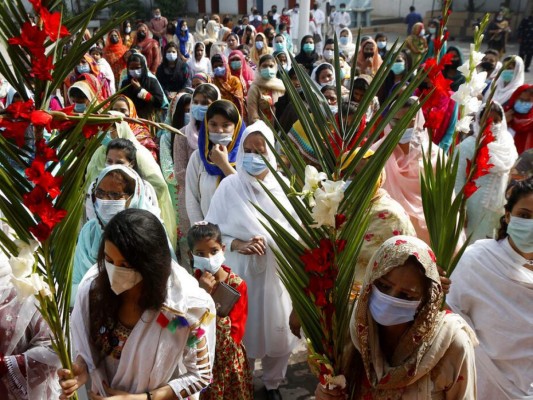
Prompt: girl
<box><xmin>228</xmin><ymin>49</ymin><xmax>254</xmax><ymax>94</ymax></box>
<box><xmin>103</xmin><ymin>29</ymin><xmax>128</xmax><ymax>83</ymax></box>
<box><xmin>505</xmin><ymin>83</ymin><xmax>533</xmax><ymax>154</ymax></box>
<box><xmin>211</xmin><ymin>54</ymin><xmax>245</xmax><ymax>117</ymax></box>
<box><xmin>338</xmin><ymin>28</ymin><xmax>356</xmax><ymax>62</ymax></box>
<box><xmin>225</xmin><ymin>33</ymin><xmax>240</xmax><ymax>57</ymax></box>
<box><xmin>185</xmin><ymin>100</ymin><xmax>246</xmax><ymax>224</ymax></box>
<box><xmin>63</xmin><ymin>54</ymin><xmax>110</xmax><ymax>105</ymax></box>
<box><xmin>294</xmin><ymin>35</ymin><xmax>319</xmax><ymax>74</ymax></box>
<box><xmin>405</xmin><ymin>23</ymin><xmax>428</xmax><ymax>66</ymax></box>
<box><xmin>485</xmin><ymin>55</ymin><xmax>525</xmax><ymax>106</ymax></box>
<box><xmin>156</xmin><ymin>42</ymin><xmax>192</xmax><ymax>99</ymax></box>
<box><xmin>187</xmin><ymin>222</ymin><xmax>253</xmax><ymax>400</ymax></box>
<box><xmin>133</xmin><ymin>23</ymin><xmax>161</xmax><ymax>74</ymax></box>
<box><xmin>187</xmin><ymin>42</ymin><xmax>213</xmax><ymax>76</ymax></box>
<box><xmin>246</xmin><ymin>54</ymin><xmax>285</xmax><ymax>124</ymax></box>
<box><xmin>250</xmin><ymin>32</ymin><xmax>271</xmax><ymax>65</ymax></box>
<box><xmin>176</xmin><ymin>20</ymin><xmax>194</xmax><ymax>61</ymax></box>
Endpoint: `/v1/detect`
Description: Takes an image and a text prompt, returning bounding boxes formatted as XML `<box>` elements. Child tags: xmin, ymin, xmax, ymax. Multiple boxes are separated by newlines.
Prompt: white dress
<box><xmin>185</xmin><ymin>150</ymin><xmax>220</xmax><ymax>224</ymax></box>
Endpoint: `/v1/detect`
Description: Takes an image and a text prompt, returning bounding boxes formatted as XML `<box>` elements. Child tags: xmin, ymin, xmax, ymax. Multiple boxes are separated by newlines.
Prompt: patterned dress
<box><xmin>200</xmin><ymin>267</ymin><xmax>253</xmax><ymax>400</ymax></box>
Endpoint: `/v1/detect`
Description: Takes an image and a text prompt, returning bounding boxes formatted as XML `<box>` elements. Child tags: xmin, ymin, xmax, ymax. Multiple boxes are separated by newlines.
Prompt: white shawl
<box><xmin>484</xmin><ymin>56</ymin><xmax>525</xmax><ymax>105</ymax></box>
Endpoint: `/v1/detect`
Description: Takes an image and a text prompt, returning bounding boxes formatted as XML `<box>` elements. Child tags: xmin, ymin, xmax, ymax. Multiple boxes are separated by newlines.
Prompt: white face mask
<box><xmin>193</xmin><ymin>251</ymin><xmax>224</xmax><ymax>274</ymax></box>
<box><xmin>209</xmin><ymin>133</ymin><xmax>233</xmax><ymax>146</ymax></box>
<box><xmin>105</xmin><ymin>260</ymin><xmax>143</xmax><ymax>295</ymax></box>
<box><xmin>399</xmin><ymin>127</ymin><xmax>414</xmax><ymax>144</ymax></box>
<box><xmin>323</xmin><ymin>49</ymin><xmax>334</xmax><ymax>60</ymax></box>
<box><xmin>369</xmin><ymin>285</ymin><xmax>421</xmax><ymax>326</ymax></box>
<box><xmin>95</xmin><ymin>198</ymin><xmax>127</xmax><ymax>225</ymax></box>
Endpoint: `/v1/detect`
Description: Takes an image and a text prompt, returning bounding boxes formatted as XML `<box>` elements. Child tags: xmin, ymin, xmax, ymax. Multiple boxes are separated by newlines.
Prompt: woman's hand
<box><xmin>289</xmin><ymin>308</ymin><xmax>302</xmax><ymax>338</ymax></box>
<box><xmin>315</xmin><ymin>384</ymin><xmax>346</xmax><ymax>399</ymax></box>
<box><xmin>130</xmin><ymin>78</ymin><xmax>141</xmax><ymax>91</ymax></box>
<box><xmin>58</xmin><ymin>358</ymin><xmax>89</xmax><ymax>399</ymax></box>
<box><xmin>438</xmin><ymin>266</ymin><xmax>451</xmax><ymax>294</ymax></box>
<box><xmin>198</xmin><ymin>271</ymin><xmax>217</xmax><ymax>293</ymax></box>
<box><xmin>233</xmin><ymin>236</ymin><xmax>266</xmax><ymax>255</ymax></box>
<box><xmin>209</xmin><ymin>144</ymin><xmax>237</xmax><ymax>176</ymax></box>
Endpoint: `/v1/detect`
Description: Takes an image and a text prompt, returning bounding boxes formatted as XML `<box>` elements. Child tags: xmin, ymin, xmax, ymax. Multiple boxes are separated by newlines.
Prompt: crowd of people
<box><xmin>0</xmin><ymin>3</ymin><xmax>532</xmax><ymax>400</ymax></box>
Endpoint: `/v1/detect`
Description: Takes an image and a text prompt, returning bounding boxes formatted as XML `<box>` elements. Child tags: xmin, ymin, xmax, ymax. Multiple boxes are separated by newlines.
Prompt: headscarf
<box><xmin>444</xmin><ymin>46</ymin><xmax>466</xmax><ymax>92</ymax></box>
<box><xmin>273</xmin><ymin>49</ymin><xmax>292</xmax><ymax>72</ymax></box>
<box><xmin>485</xmin><ymin>56</ymin><xmax>525</xmax><ymax>105</ymax></box>
<box><xmin>194</xmin><ymin>19</ymin><xmax>206</xmax><ymax>42</ymax></box>
<box><xmin>184</xmin><ymin>83</ymin><xmax>221</xmax><ymax>150</ymax></box>
<box><xmin>503</xmin><ymin>83</ymin><xmax>532</xmax><ymax>154</ymax></box>
<box><xmin>134</xmin><ymin>23</ymin><xmax>162</xmax><ymax>72</ymax></box>
<box><xmin>356</xmin><ymin>38</ymin><xmax>383</xmax><ymax>75</ymax></box>
<box><xmin>176</xmin><ymin>20</ymin><xmax>191</xmax><ymax>58</ymax></box>
<box><xmin>103</xmin><ymin>29</ymin><xmax>128</xmax><ymax>81</ymax></box>
<box><xmin>67</xmin><ymin>74</ymin><xmax>103</xmax><ymax>104</ymax></box>
<box><xmin>211</xmin><ymin>54</ymin><xmax>245</xmax><ymax>116</ymax></box>
<box><xmin>310</xmin><ymin>62</ymin><xmax>335</xmax><ymax>89</ymax></box>
<box><xmin>228</xmin><ymin>50</ymin><xmax>254</xmax><ymax>90</ymax></box>
<box><xmin>338</xmin><ymin>28</ymin><xmax>356</xmax><ymax>61</ymax></box>
<box><xmin>192</xmin><ymin>72</ymin><xmax>211</xmax><ymax>85</ymax></box>
<box><xmin>406</xmin><ymin>23</ymin><xmax>428</xmax><ymax>65</ymax></box>
<box><xmin>205</xmin><ymin>20</ymin><xmax>219</xmax><ymax>42</ymax></box>
<box><xmin>65</xmin><ymin>54</ymin><xmax>110</xmax><ymax>100</ymax></box>
<box><xmin>250</xmin><ymin>33</ymin><xmax>272</xmax><ymax>64</ymax></box>
<box><xmin>294</xmin><ymin>35</ymin><xmax>319</xmax><ymax>73</ymax></box>
<box><xmin>197</xmin><ymin>100</ymin><xmax>246</xmax><ymax>176</ymax></box>
<box><xmin>225</xmin><ymin>33</ymin><xmax>240</xmax><ymax>57</ymax></box>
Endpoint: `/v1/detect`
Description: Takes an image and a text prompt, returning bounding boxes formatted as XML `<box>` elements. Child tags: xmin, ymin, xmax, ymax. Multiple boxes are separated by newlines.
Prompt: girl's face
<box><xmin>318</xmin><ymin>68</ymin><xmax>334</xmax><ymax>84</ymax></box>
<box><xmin>195</xmin><ymin>46</ymin><xmax>204</xmax><ymax>58</ymax></box>
<box><xmin>323</xmin><ymin>89</ymin><xmax>337</xmax><ymax>105</ymax></box>
<box><xmin>275</xmin><ymin>36</ymin><xmax>284</xmax><ymax>45</ymax></box>
<box><xmin>192</xmin><ymin>93</ymin><xmax>213</xmax><ymax>106</ymax></box>
<box><xmin>111</xmin><ymin>100</ymin><xmax>130</xmax><ymax>117</ymax></box>
<box><xmin>106</xmin><ymin>149</ymin><xmax>133</xmax><ymax>168</ymax></box>
<box><xmin>212</xmin><ymin>60</ymin><xmax>223</xmax><ymax>69</ymax></box>
<box><xmin>363</xmin><ymin>42</ymin><xmax>375</xmax><ymax>53</ymax></box>
<box><xmin>207</xmin><ymin>114</ymin><xmax>235</xmax><ymax>135</ymax></box>
<box><xmin>128</xmin><ymin>60</ymin><xmax>142</xmax><ymax>70</ymax></box>
<box><xmin>277</xmin><ymin>53</ymin><xmax>287</xmax><ymax>64</ymax></box>
<box><xmin>192</xmin><ymin>78</ymin><xmax>203</xmax><ymax>88</ymax></box>
<box><xmin>166</xmin><ymin>47</ymin><xmax>178</xmax><ymax>57</ymax></box>
<box><xmin>95</xmin><ymin>175</ymin><xmax>130</xmax><ymax>203</ymax></box>
<box><xmin>243</xmin><ymin>133</ymin><xmax>267</xmax><ymax>155</ymax></box>
<box><xmin>507</xmin><ymin>193</ymin><xmax>533</xmax><ymax>221</ymax></box>
<box><xmin>90</xmin><ymin>52</ymin><xmax>101</xmax><ymax>61</ymax></box>
<box><xmin>191</xmin><ymin>237</ymin><xmax>225</xmax><ymax>258</ymax></box>
<box><xmin>78</xmin><ymin>58</ymin><xmax>89</xmax><ymax>68</ymax></box>
<box><xmin>340</xmin><ymin>31</ymin><xmax>349</xmax><ymax>38</ymax></box>
<box><xmin>304</xmin><ymin>37</ymin><xmax>314</xmax><ymax>45</ymax></box>
<box><xmin>260</xmin><ymin>58</ymin><xmax>276</xmax><ymax>69</ymax></box>
<box><xmin>255</xmin><ymin>36</ymin><xmax>264</xmax><ymax>43</ymax></box>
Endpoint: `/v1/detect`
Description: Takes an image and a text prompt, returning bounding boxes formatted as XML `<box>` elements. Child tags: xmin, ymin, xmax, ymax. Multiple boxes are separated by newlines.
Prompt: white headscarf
<box><xmin>485</xmin><ymin>55</ymin><xmax>525</xmax><ymax>105</ymax></box>
<box><xmin>339</xmin><ymin>28</ymin><xmax>356</xmax><ymax>61</ymax></box>
<box><xmin>310</xmin><ymin>62</ymin><xmax>335</xmax><ymax>89</ymax></box>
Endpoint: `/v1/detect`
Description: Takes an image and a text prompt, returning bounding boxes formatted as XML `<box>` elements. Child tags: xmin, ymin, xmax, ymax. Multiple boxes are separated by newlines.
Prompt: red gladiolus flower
<box><xmin>23</xmin><ymin>186</ymin><xmax>48</xmax><ymax>214</ymax></box>
<box><xmin>40</xmin><ymin>8</ymin><xmax>70</xmax><ymax>41</ymax></box>
<box><xmin>307</xmin><ymin>275</ymin><xmax>334</xmax><ymax>307</ymax></box>
<box><xmin>38</xmin><ymin>202</ymin><xmax>67</xmax><ymax>228</ymax></box>
<box><xmin>25</xmin><ymin>160</ymin><xmax>63</xmax><ymax>199</ymax></box>
<box><xmin>464</xmin><ymin>181</ymin><xmax>478</xmax><ymax>199</ymax></box>
<box><xmin>300</xmin><ymin>239</ymin><xmax>334</xmax><ymax>274</ymax></box>
<box><xmin>31</xmin><ymin>54</ymin><xmax>55</xmax><ymax>81</ymax></box>
<box><xmin>82</xmin><ymin>124</ymin><xmax>104</xmax><ymax>139</ymax></box>
<box><xmin>0</xmin><ymin>118</ymin><xmax>30</xmax><ymax>147</ymax></box>
<box><xmin>29</xmin><ymin>0</ymin><xmax>42</xmax><ymax>12</ymax></box>
<box><xmin>35</xmin><ymin>139</ymin><xmax>58</xmax><ymax>162</ymax></box>
<box><xmin>335</xmin><ymin>213</ymin><xmax>346</xmax><ymax>229</ymax></box>
<box><xmin>6</xmin><ymin>99</ymin><xmax>34</xmax><ymax>119</ymax></box>
<box><xmin>29</xmin><ymin>221</ymin><xmax>53</xmax><ymax>242</ymax></box>
<box><xmin>8</xmin><ymin>22</ymin><xmax>48</xmax><ymax>57</ymax></box>
<box><xmin>30</xmin><ymin>110</ymin><xmax>52</xmax><ymax>130</ymax></box>
<box><xmin>336</xmin><ymin>239</ymin><xmax>347</xmax><ymax>253</ymax></box>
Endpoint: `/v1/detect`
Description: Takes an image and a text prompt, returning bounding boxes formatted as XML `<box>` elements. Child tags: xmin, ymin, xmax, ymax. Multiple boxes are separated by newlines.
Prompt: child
<box><xmin>187</xmin><ymin>222</ymin><xmax>253</xmax><ymax>400</ymax></box>
<box><xmin>89</xmin><ymin>46</ymin><xmax>116</xmax><ymax>94</ymax></box>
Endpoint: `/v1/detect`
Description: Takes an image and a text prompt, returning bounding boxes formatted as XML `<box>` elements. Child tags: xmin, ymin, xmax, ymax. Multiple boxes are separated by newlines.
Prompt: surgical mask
<box><xmin>125</xmin><ymin>27</ymin><xmax>131</xmax><ymax>34</ymax></box>
<box><xmin>501</xmin><ymin>69</ymin><xmax>514</xmax><ymax>83</ymax></box>
<box><xmin>303</xmin><ymin>43</ymin><xmax>315</xmax><ymax>53</ymax></box>
<box><xmin>129</xmin><ymin>69</ymin><xmax>142</xmax><ymax>79</ymax></box>
<box><xmin>255</xmin><ymin>41</ymin><xmax>264</xmax><ymax>50</ymax></box>
<box><xmin>294</xmin><ymin>7</ymin><xmax>299</xmax><ymax>12</ymax></box>
<box><xmin>242</xmin><ymin>153</ymin><xmax>268</xmax><ymax>176</ymax></box>
<box><xmin>340</xmin><ymin>7</ymin><xmax>345</xmax><ymax>12</ymax></box>
<box><xmin>323</xmin><ymin>49</ymin><xmax>334</xmax><ymax>60</ymax></box>
<box><xmin>399</xmin><ymin>127</ymin><xmax>414</xmax><ymax>144</ymax></box>
<box><xmin>391</xmin><ymin>61</ymin><xmax>405</xmax><ymax>75</ymax></box>
<box><xmin>95</xmin><ymin>198</ymin><xmax>127</xmax><ymax>225</ymax></box>
<box><xmin>262</xmin><ymin>19</ymin><xmax>269</xmax><ymax>24</ymax></box>
<box><xmin>260</xmin><ymin>67</ymin><xmax>277</xmax><ymax>79</ymax></box>
<box><xmin>339</xmin><ymin>37</ymin><xmax>349</xmax><ymax>46</ymax></box>
<box><xmin>154</xmin><ymin>13</ymin><xmax>161</xmax><ymax>18</ymax></box>
<box><xmin>77</xmin><ymin>64</ymin><xmax>90</xmax><ymax>74</ymax></box>
<box><xmin>192</xmin><ymin>251</ymin><xmax>224</xmax><ymax>274</ymax></box>
<box><xmin>166</xmin><ymin>52</ymin><xmax>178</xmax><ymax>62</ymax></box>
<box><xmin>214</xmin><ymin>66</ymin><xmax>226</xmax><ymax>77</ymax></box>
<box><xmin>105</xmin><ymin>261</ymin><xmax>143</xmax><ymax>295</ymax></box>
<box><xmin>181</xmin><ymin>26</ymin><xmax>187</xmax><ymax>31</ymax></box>
<box><xmin>329</xmin><ymin>105</ymin><xmax>338</xmax><ymax>114</ymax></box>
<box><xmin>419</xmin><ymin>29</ymin><xmax>426</xmax><ymax>36</ymax></box>
<box><xmin>110</xmin><ymin>37</ymin><xmax>119</xmax><ymax>44</ymax></box>
<box><xmin>377</xmin><ymin>41</ymin><xmax>387</xmax><ymax>49</ymax></box>
<box><xmin>209</xmin><ymin>133</ymin><xmax>233</xmax><ymax>146</ymax></box>
<box><xmin>507</xmin><ymin>216</ymin><xmax>533</xmax><ymax>253</ymax></box>
<box><xmin>74</xmin><ymin>103</ymin><xmax>87</xmax><ymax>113</ymax></box>
<box><xmin>496</xmin><ymin>16</ymin><xmax>503</xmax><ymax>21</ymax></box>
<box><xmin>274</xmin><ymin>42</ymin><xmax>285</xmax><ymax>52</ymax></box>
<box><xmin>101</xmin><ymin>131</ymin><xmax>113</xmax><ymax>146</ymax></box>
<box><xmin>191</xmin><ymin>104</ymin><xmax>209</xmax><ymax>121</ymax></box>
<box><xmin>369</xmin><ymin>285</ymin><xmax>421</xmax><ymax>326</ymax></box>
<box><xmin>514</xmin><ymin>100</ymin><xmax>533</xmax><ymax>114</ymax></box>
<box><xmin>320</xmin><ymin>79</ymin><xmax>335</xmax><ymax>87</ymax></box>
<box><xmin>230</xmin><ymin>60</ymin><xmax>242</xmax><ymax>70</ymax></box>
<box><xmin>184</xmin><ymin>112</ymin><xmax>191</xmax><ymax>125</ymax></box>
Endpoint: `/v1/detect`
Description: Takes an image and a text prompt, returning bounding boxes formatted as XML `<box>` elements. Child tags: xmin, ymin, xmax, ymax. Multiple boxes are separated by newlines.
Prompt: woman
<box><xmin>206</xmin><ymin>121</ymin><xmax>299</xmax><ymax>399</ymax></box>
<box><xmin>156</xmin><ymin>42</ymin><xmax>192</xmax><ymax>99</ymax></box>
<box><xmin>63</xmin><ymin>54</ymin><xmax>110</xmax><ymax>105</ymax></box>
<box><xmin>60</xmin><ymin>209</ymin><xmax>216</xmax><ymax>399</ymax></box>
<box><xmin>187</xmin><ymin>42</ymin><xmax>212</xmax><ymax>76</ymax></box>
<box><xmin>211</xmin><ymin>54</ymin><xmax>245</xmax><ymax>118</ymax></box>
<box><xmin>225</xmin><ymin>33</ymin><xmax>240</xmax><ymax>57</ymax></box>
<box><xmin>121</xmin><ymin>20</ymin><xmax>135</xmax><ymax>48</ymax></box>
<box><xmin>120</xmin><ymin>53</ymin><xmax>168</xmax><ymax>121</ymax></box>
<box><xmin>316</xmin><ymin>236</ymin><xmax>477</xmax><ymax>399</ymax></box>
<box><xmin>185</xmin><ymin>100</ymin><xmax>245</xmax><ymax>224</ymax></box>
<box><xmin>356</xmin><ymin>38</ymin><xmax>383</xmax><ymax>76</ymax></box>
<box><xmin>192</xmin><ymin>72</ymin><xmax>212</xmax><ymax>88</ymax></box>
<box><xmin>486</xmin><ymin>55</ymin><xmax>525</xmax><ymax>106</ymax></box>
<box><xmin>176</xmin><ymin>20</ymin><xmax>194</xmax><ymax>62</ymax></box>
<box><xmin>455</xmin><ymin>103</ymin><xmax>518</xmax><ymax>242</ymax></box>
<box><xmin>487</xmin><ymin>11</ymin><xmax>511</xmax><ymax>56</ymax></box>
<box><xmin>448</xmin><ymin>178</ymin><xmax>533</xmax><ymax>400</ymax></box>
<box><xmin>228</xmin><ymin>49</ymin><xmax>254</xmax><ymax>94</ymax></box>
<box><xmin>505</xmin><ymin>84</ymin><xmax>533</xmax><ymax>154</ymax></box>
<box><xmin>424</xmin><ymin>19</ymin><xmax>447</xmax><ymax>62</ymax></box>
<box><xmin>294</xmin><ymin>35</ymin><xmax>319</xmax><ymax>74</ymax></box>
<box><xmin>338</xmin><ymin>28</ymin><xmax>356</xmax><ymax>62</ymax></box>
<box><xmin>134</xmin><ymin>23</ymin><xmax>161</xmax><ymax>74</ymax></box>
<box><xmin>205</xmin><ymin>20</ymin><xmax>220</xmax><ymax>44</ymax></box>
<box><xmin>405</xmin><ymin>22</ymin><xmax>428</xmax><ymax>67</ymax></box>
<box><xmin>241</xmin><ymin>25</ymin><xmax>256</xmax><ymax>48</ymax></box>
<box><xmin>250</xmin><ymin>32</ymin><xmax>271</xmax><ymax>65</ymax></box>
<box><xmin>110</xmin><ymin>95</ymin><xmax>159</xmax><ymax>161</ymax></box>
<box><xmin>103</xmin><ymin>29</ymin><xmax>128</xmax><ymax>83</ymax></box>
<box><xmin>67</xmin><ymin>75</ymin><xmax>102</xmax><ymax>114</ymax></box>
<box><xmin>246</xmin><ymin>54</ymin><xmax>285</xmax><ymax>124</ymax></box>
<box><xmin>377</xmin><ymin>51</ymin><xmax>411</xmax><ymax>107</ymax></box>
<box><xmin>442</xmin><ymin>46</ymin><xmax>466</xmax><ymax>92</ymax></box>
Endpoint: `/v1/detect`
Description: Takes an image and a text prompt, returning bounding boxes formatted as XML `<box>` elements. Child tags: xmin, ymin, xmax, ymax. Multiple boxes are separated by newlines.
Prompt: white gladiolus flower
<box><xmin>9</xmin><ymin>255</ymin><xmax>34</xmax><ymax>278</ymax></box>
<box><xmin>456</xmin><ymin>116</ymin><xmax>473</xmax><ymax>133</ymax></box>
<box><xmin>10</xmin><ymin>276</ymin><xmax>38</xmax><ymax>300</ymax></box>
<box><xmin>14</xmin><ymin>239</ymin><xmax>40</xmax><ymax>254</ymax></box>
<box><xmin>469</xmin><ymin>70</ymin><xmax>488</xmax><ymax>96</ymax></box>
<box><xmin>451</xmin><ymin>84</ymin><xmax>471</xmax><ymax>105</ymax></box>
<box><xmin>303</xmin><ymin>165</ymin><xmax>327</xmax><ymax>194</ymax></box>
<box><xmin>311</xmin><ymin>180</ymin><xmax>345</xmax><ymax>228</ymax></box>
<box><xmin>30</xmin><ymin>273</ymin><xmax>52</xmax><ymax>299</ymax></box>
<box><xmin>463</xmin><ymin>96</ymin><xmax>482</xmax><ymax>116</ymax></box>
<box><xmin>457</xmin><ymin>61</ymin><xmax>471</xmax><ymax>77</ymax></box>
<box><xmin>470</xmin><ymin>45</ymin><xmax>484</xmax><ymax>66</ymax></box>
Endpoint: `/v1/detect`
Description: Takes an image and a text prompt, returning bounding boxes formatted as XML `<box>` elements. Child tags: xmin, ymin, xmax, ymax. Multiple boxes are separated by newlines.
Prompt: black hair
<box><xmin>211</xmin><ymin>53</ymin><xmax>224</xmax><ymax>66</ymax></box>
<box><xmin>353</xmin><ymin>76</ymin><xmax>370</xmax><ymax>92</ymax></box>
<box><xmin>497</xmin><ymin>177</ymin><xmax>533</xmax><ymax>240</ymax></box>
<box><xmin>106</xmin><ymin>138</ymin><xmax>138</xmax><ymax>169</ymax></box>
<box><xmin>314</xmin><ymin>63</ymin><xmax>333</xmax><ymax>82</ymax></box>
<box><xmin>89</xmin><ymin>47</ymin><xmax>103</xmax><ymax>56</ymax></box>
<box><xmin>259</xmin><ymin>53</ymin><xmax>276</xmax><ymax>65</ymax></box>
<box><xmin>409</xmin><ymin>5</ymin><xmax>415</xmax><ymax>11</ymax></box>
<box><xmin>375</xmin><ymin>32</ymin><xmax>387</xmax><ymax>41</ymax></box>
<box><xmin>171</xmin><ymin>93</ymin><xmax>192</xmax><ymax>154</ymax></box>
<box><xmin>69</xmin><ymin>87</ymin><xmax>87</xmax><ymax>100</ymax></box>
<box><xmin>478</xmin><ymin>102</ymin><xmax>503</xmax><ymax>121</ymax></box>
<box><xmin>325</xmin><ymin>38</ymin><xmax>335</xmax><ymax>46</ymax></box>
<box><xmin>321</xmin><ymin>84</ymin><xmax>336</xmax><ymax>93</ymax></box>
<box><xmin>90</xmin><ymin>209</ymin><xmax>172</xmax><ymax>357</ymax></box>
<box><xmin>485</xmin><ymin>48</ymin><xmax>500</xmax><ymax>58</ymax></box>
<box><xmin>193</xmin><ymin>84</ymin><xmax>219</xmax><ymax>104</ymax></box>
<box><xmin>278</xmin><ymin>23</ymin><xmax>287</xmax><ymax>31</ymax></box>
<box><xmin>288</xmin><ymin>67</ymin><xmax>298</xmax><ymax>79</ymax></box>
<box><xmin>206</xmin><ymin>100</ymin><xmax>240</xmax><ymax>125</ymax></box>
<box><xmin>341</xmin><ymin>101</ymin><xmax>358</xmax><ymax>115</ymax></box>
<box><xmin>237</xmin><ymin>44</ymin><xmax>250</xmax><ymax>56</ymax></box>
<box><xmin>187</xmin><ymin>222</ymin><xmax>223</xmax><ymax>250</ymax></box>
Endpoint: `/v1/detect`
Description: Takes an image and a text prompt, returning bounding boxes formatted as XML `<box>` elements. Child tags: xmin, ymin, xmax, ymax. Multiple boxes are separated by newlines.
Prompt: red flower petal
<box><xmin>29</xmin><ymin>221</ymin><xmax>52</xmax><ymax>242</ymax></box>
<box><xmin>30</xmin><ymin>110</ymin><xmax>52</xmax><ymax>130</ymax></box>
<box><xmin>40</xmin><ymin>8</ymin><xmax>70</xmax><ymax>41</ymax></box>
<box><xmin>464</xmin><ymin>181</ymin><xmax>478</xmax><ymax>199</ymax></box>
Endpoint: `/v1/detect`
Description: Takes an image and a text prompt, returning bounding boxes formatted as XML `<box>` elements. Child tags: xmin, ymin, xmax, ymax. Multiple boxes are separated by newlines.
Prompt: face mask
<box><xmin>514</xmin><ymin>100</ymin><xmax>533</xmax><ymax>114</ymax></box>
<box><xmin>181</xmin><ymin>26</ymin><xmax>187</xmax><ymax>31</ymax></box>
<box><xmin>339</xmin><ymin>37</ymin><xmax>349</xmax><ymax>46</ymax></box>
<box><xmin>329</xmin><ymin>105</ymin><xmax>338</xmax><ymax>114</ymax></box>
<box><xmin>191</xmin><ymin>104</ymin><xmax>209</xmax><ymax>121</ymax></box>
<box><xmin>419</xmin><ymin>29</ymin><xmax>426</xmax><ymax>36</ymax></box>
<box><xmin>320</xmin><ymin>79</ymin><xmax>335</xmax><ymax>87</ymax></box>
<box><xmin>255</xmin><ymin>41</ymin><xmax>264</xmax><ymax>50</ymax></box>
<box><xmin>184</xmin><ymin>112</ymin><xmax>191</xmax><ymax>126</ymax></box>
<box><xmin>192</xmin><ymin>251</ymin><xmax>224</xmax><ymax>274</ymax></box>
<box><xmin>323</xmin><ymin>49</ymin><xmax>334</xmax><ymax>60</ymax></box>
<box><xmin>480</xmin><ymin>61</ymin><xmax>494</xmax><ymax>71</ymax></box>
<box><xmin>166</xmin><ymin>52</ymin><xmax>178</xmax><ymax>62</ymax></box>
<box><xmin>294</xmin><ymin>7</ymin><xmax>299</xmax><ymax>12</ymax></box>
<box><xmin>209</xmin><ymin>133</ymin><xmax>233</xmax><ymax>146</ymax></box>
<box><xmin>243</xmin><ymin>153</ymin><xmax>268</xmax><ymax>176</ymax></box>
<box><xmin>77</xmin><ymin>64</ymin><xmax>90</xmax><ymax>74</ymax></box>
<box><xmin>507</xmin><ymin>216</ymin><xmax>533</xmax><ymax>253</ymax></box>
<box><xmin>105</xmin><ymin>261</ymin><xmax>143</xmax><ymax>295</ymax></box>
<box><xmin>399</xmin><ymin>127</ymin><xmax>414</xmax><ymax>144</ymax></box>
<box><xmin>260</xmin><ymin>67</ymin><xmax>277</xmax><ymax>79</ymax></box>
<box><xmin>110</xmin><ymin>37</ymin><xmax>119</xmax><ymax>44</ymax></box>
<box><xmin>74</xmin><ymin>103</ymin><xmax>87</xmax><ymax>113</ymax></box>
<box><xmin>129</xmin><ymin>69</ymin><xmax>142</xmax><ymax>79</ymax></box>
<box><xmin>262</xmin><ymin>19</ymin><xmax>269</xmax><ymax>24</ymax></box>
<box><xmin>501</xmin><ymin>69</ymin><xmax>514</xmax><ymax>83</ymax></box>
<box><xmin>429</xmin><ymin>27</ymin><xmax>437</xmax><ymax>35</ymax></box>
<box><xmin>303</xmin><ymin>43</ymin><xmax>315</xmax><ymax>53</ymax></box>
<box><xmin>496</xmin><ymin>16</ymin><xmax>503</xmax><ymax>21</ymax></box>
<box><xmin>274</xmin><ymin>42</ymin><xmax>285</xmax><ymax>52</ymax></box>
<box><xmin>230</xmin><ymin>60</ymin><xmax>242</xmax><ymax>70</ymax></box>
<box><xmin>391</xmin><ymin>61</ymin><xmax>405</xmax><ymax>75</ymax></box>
<box><xmin>377</xmin><ymin>41</ymin><xmax>387</xmax><ymax>49</ymax></box>
<box><xmin>154</xmin><ymin>13</ymin><xmax>161</xmax><ymax>18</ymax></box>
<box><xmin>214</xmin><ymin>66</ymin><xmax>226</xmax><ymax>77</ymax></box>
<box><xmin>101</xmin><ymin>131</ymin><xmax>113</xmax><ymax>146</ymax></box>
<box><xmin>340</xmin><ymin>7</ymin><xmax>345</xmax><ymax>12</ymax></box>
<box><xmin>137</xmin><ymin>31</ymin><xmax>146</xmax><ymax>40</ymax></box>
<box><xmin>369</xmin><ymin>285</ymin><xmax>421</xmax><ymax>326</ymax></box>
<box><xmin>125</xmin><ymin>27</ymin><xmax>131</xmax><ymax>34</ymax></box>
<box><xmin>95</xmin><ymin>198</ymin><xmax>127</xmax><ymax>225</ymax></box>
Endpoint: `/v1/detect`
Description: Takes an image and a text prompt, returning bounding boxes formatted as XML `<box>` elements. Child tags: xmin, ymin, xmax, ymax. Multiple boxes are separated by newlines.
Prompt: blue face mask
<box><xmin>274</xmin><ymin>42</ymin><xmax>285</xmax><ymax>52</ymax></box>
<box><xmin>255</xmin><ymin>41</ymin><xmax>264</xmax><ymax>50</ymax></box>
<box><xmin>230</xmin><ymin>60</ymin><xmax>242</xmax><ymax>70</ymax></box>
<box><xmin>391</xmin><ymin>61</ymin><xmax>406</xmax><ymax>75</ymax></box>
<box><xmin>513</xmin><ymin>100</ymin><xmax>533</xmax><ymax>114</ymax></box>
<box><xmin>377</xmin><ymin>41</ymin><xmax>387</xmax><ymax>49</ymax></box>
<box><xmin>339</xmin><ymin>36</ymin><xmax>349</xmax><ymax>46</ymax></box>
<box><xmin>77</xmin><ymin>64</ymin><xmax>90</xmax><ymax>74</ymax></box>
<box><xmin>101</xmin><ymin>131</ymin><xmax>113</xmax><ymax>146</ymax></box>
<box><xmin>242</xmin><ymin>153</ymin><xmax>267</xmax><ymax>176</ymax></box>
<box><xmin>500</xmin><ymin>69</ymin><xmax>514</xmax><ymax>83</ymax></box>
<box><xmin>507</xmin><ymin>216</ymin><xmax>533</xmax><ymax>253</ymax></box>
<box><xmin>191</xmin><ymin>104</ymin><xmax>209</xmax><ymax>121</ymax></box>
<box><xmin>303</xmin><ymin>43</ymin><xmax>315</xmax><ymax>53</ymax></box>
<box><xmin>214</xmin><ymin>66</ymin><xmax>226</xmax><ymax>77</ymax></box>
<box><xmin>74</xmin><ymin>103</ymin><xmax>87</xmax><ymax>113</ymax></box>
<box><xmin>128</xmin><ymin>69</ymin><xmax>142</xmax><ymax>79</ymax></box>
<box><xmin>183</xmin><ymin>112</ymin><xmax>191</xmax><ymax>126</ymax></box>
<box><xmin>260</xmin><ymin>67</ymin><xmax>277</xmax><ymax>79</ymax></box>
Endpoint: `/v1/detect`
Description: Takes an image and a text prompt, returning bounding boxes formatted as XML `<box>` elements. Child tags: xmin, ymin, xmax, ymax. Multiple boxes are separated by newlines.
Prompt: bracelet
<box><xmin>146</xmin><ymin>391</ymin><xmax>152</xmax><ymax>400</ymax></box>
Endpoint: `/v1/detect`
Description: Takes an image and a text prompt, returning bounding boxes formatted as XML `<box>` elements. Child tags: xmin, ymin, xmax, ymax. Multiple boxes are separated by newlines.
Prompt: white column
<box><xmin>298</xmin><ymin>0</ymin><xmax>311</xmax><ymax>44</ymax></box>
